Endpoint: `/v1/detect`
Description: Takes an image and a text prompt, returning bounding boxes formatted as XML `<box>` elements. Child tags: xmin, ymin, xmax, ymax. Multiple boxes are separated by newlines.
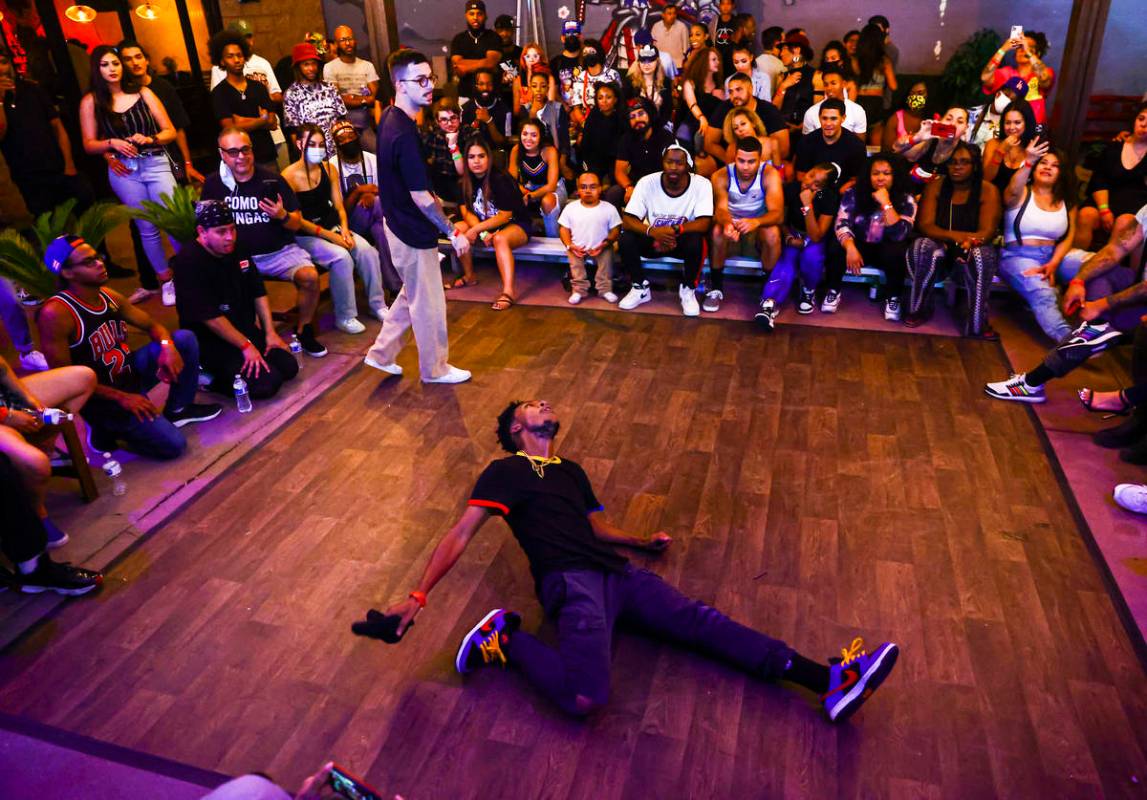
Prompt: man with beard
<box><xmin>551</xmin><ymin>20</ymin><xmax>584</xmax><ymax>108</ymax></box>
<box><xmin>357</xmin><ymin>399</ymin><xmax>900</xmax><ymax>723</ymax></box>
<box><xmin>493</xmin><ymin>13</ymin><xmax>522</xmax><ymax>107</ymax></box>
<box><xmin>699</xmin><ymin>73</ymin><xmax>785</xmax><ymax>176</ymax></box>
<box><xmin>323</xmin><ymin>26</ymin><xmax>380</xmax><ymax>153</ymax></box>
<box><xmin>450</xmin><ymin>0</ymin><xmax>502</xmax><ymax>101</ymax></box>
<box><xmin>460</xmin><ymin>68</ymin><xmax>512</xmax><ymax>146</ymax></box>
<box><xmin>618</xmin><ymin>144</ymin><xmax>713</xmax><ymax>316</ymax></box>
<box><xmin>604</xmin><ymin>98</ymin><xmax>675</xmax><ymax>210</ymax></box>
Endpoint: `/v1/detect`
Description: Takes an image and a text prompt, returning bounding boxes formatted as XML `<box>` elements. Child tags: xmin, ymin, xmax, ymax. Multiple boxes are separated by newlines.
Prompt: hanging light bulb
<box><xmin>64</xmin><ymin>4</ymin><xmax>97</xmax><ymax>22</ymax></box>
<box><xmin>135</xmin><ymin>1</ymin><xmax>158</xmax><ymax>20</ymax></box>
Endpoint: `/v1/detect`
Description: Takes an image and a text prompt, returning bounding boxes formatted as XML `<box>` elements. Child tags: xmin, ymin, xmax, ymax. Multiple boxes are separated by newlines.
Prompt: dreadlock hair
<box><xmin>496</xmin><ymin>401</ymin><xmax>525</xmax><ymax>452</ymax></box>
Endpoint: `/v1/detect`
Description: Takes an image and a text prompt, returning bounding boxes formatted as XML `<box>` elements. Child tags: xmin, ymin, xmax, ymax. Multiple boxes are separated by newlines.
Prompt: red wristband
<box><xmin>0</xmin><ymin>407</ymin><xmax>8</xmax><ymax>423</ymax></box>
<box><xmin>1069</xmin><ymin>278</ymin><xmax>1085</xmax><ymax>287</ymax></box>
<box><xmin>409</xmin><ymin>590</ymin><xmax>427</xmax><ymax>608</ymax></box>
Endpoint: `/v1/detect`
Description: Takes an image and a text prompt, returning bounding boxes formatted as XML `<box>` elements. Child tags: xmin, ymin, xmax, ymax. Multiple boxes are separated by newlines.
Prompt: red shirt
<box><xmin>985</xmin><ymin>65</ymin><xmax>1055</xmax><ymax>124</ymax></box>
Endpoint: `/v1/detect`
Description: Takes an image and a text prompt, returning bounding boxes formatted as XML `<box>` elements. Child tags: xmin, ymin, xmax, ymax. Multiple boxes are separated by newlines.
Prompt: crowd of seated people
<box><xmin>3</xmin><ymin>3</ymin><xmax>1147</xmax><ymax>600</ymax></box>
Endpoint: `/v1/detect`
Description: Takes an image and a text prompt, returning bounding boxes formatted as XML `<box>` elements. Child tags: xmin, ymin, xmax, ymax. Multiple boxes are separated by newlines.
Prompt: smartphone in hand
<box><xmin>1010</xmin><ymin>25</ymin><xmax>1024</xmax><ymax>42</ymax></box>
<box><xmin>931</xmin><ymin>122</ymin><xmax>957</xmax><ymax>139</ymax></box>
<box><xmin>329</xmin><ymin>764</ymin><xmax>383</xmax><ymax>800</ymax></box>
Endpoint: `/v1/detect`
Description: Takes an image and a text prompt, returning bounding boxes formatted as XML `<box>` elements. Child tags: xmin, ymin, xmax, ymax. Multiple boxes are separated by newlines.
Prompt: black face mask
<box><xmin>338</xmin><ymin>141</ymin><xmax>362</xmax><ymax>160</ymax></box>
<box><xmin>583</xmin><ymin>52</ymin><xmax>602</xmax><ymax>68</ymax></box>
<box><xmin>563</xmin><ymin>36</ymin><xmax>581</xmax><ymax>52</ymax></box>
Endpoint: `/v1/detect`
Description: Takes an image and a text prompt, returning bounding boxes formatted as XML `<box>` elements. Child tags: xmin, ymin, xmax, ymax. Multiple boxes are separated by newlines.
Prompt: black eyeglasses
<box><xmin>220</xmin><ymin>145</ymin><xmax>253</xmax><ymax>157</ymax></box>
<box><xmin>398</xmin><ymin>74</ymin><xmax>437</xmax><ymax>89</ymax></box>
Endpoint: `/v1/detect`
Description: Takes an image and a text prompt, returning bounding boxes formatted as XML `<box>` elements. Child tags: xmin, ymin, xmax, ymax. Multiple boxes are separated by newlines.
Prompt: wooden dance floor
<box><xmin>2</xmin><ymin>303</ymin><xmax>1146</xmax><ymax>798</ymax></box>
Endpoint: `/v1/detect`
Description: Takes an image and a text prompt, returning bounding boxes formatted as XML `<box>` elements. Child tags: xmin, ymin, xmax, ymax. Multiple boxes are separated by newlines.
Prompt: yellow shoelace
<box><xmin>839</xmin><ymin>637</ymin><xmax>867</xmax><ymax>667</ymax></box>
<box><xmin>517</xmin><ymin>451</ymin><xmax>561</xmax><ymax>478</ymax></box>
<box><xmin>479</xmin><ymin>630</ymin><xmax>508</xmax><ymax>667</ymax></box>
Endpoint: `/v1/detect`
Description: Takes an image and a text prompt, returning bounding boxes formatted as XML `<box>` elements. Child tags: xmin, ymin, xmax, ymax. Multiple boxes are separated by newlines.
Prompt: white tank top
<box><xmin>726</xmin><ymin>163</ymin><xmax>768</xmax><ymax>218</ymax></box>
<box><xmin>1004</xmin><ymin>192</ymin><xmax>1069</xmax><ymax>245</ymax></box>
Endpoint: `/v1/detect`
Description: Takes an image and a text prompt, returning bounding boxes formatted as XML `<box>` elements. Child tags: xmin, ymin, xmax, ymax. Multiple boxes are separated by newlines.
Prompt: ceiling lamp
<box><xmin>64</xmin><ymin>4</ymin><xmax>97</xmax><ymax>22</ymax></box>
<box><xmin>135</xmin><ymin>1</ymin><xmax>158</xmax><ymax>19</ymax></box>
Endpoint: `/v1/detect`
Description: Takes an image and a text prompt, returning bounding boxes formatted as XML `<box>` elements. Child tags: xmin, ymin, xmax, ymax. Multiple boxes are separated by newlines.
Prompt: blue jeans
<box><xmin>0</xmin><ymin>278</ymin><xmax>32</xmax><ymax>354</ymax></box>
<box><xmin>295</xmin><ymin>232</ymin><xmax>386</xmax><ymax>321</ymax></box>
<box><xmin>505</xmin><ymin>564</ymin><xmax>794</xmax><ymax>716</ymax></box>
<box><xmin>82</xmin><ymin>330</ymin><xmax>202</xmax><ymax>460</ymax></box>
<box><xmin>762</xmin><ymin>240</ymin><xmax>826</xmax><ymax>305</ymax></box>
<box><xmin>107</xmin><ymin>154</ymin><xmax>179</xmax><ymax>277</ymax></box>
<box><xmin>998</xmin><ymin>245</ymin><xmax>1088</xmax><ymax>342</ymax></box>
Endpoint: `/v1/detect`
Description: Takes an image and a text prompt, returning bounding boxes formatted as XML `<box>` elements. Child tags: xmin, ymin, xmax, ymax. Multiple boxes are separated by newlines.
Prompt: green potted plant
<box><xmin>0</xmin><ymin>199</ymin><xmax>132</xmax><ymax>302</ymax></box>
<box><xmin>131</xmin><ymin>184</ymin><xmax>202</xmax><ymax>246</ymax></box>
<box><xmin>939</xmin><ymin>27</ymin><xmax>1004</xmax><ymax>109</ymax></box>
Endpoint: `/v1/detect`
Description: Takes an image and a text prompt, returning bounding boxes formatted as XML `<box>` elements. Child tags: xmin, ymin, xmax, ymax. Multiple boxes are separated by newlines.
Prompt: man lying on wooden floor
<box><xmin>354</xmin><ymin>399</ymin><xmax>898</xmax><ymax>722</ymax></box>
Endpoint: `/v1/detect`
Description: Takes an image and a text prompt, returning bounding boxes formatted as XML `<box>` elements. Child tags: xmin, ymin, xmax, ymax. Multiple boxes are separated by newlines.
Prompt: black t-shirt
<box><xmin>376</xmin><ymin>105</ymin><xmax>439</xmax><ymax>249</ymax></box>
<box><xmin>711</xmin><ymin>98</ymin><xmax>786</xmax><ymax>137</ymax></box>
<box><xmin>782</xmin><ymin>180</ymin><xmax>840</xmax><ymax>232</ymax></box>
<box><xmin>461</xmin><ymin>96</ymin><xmax>513</xmax><ymax>139</ymax></box>
<box><xmin>450</xmin><ymin>27</ymin><xmax>503</xmax><ymax>98</ymax></box>
<box><xmin>171</xmin><ymin>238</ymin><xmax>266</xmax><ymax>365</ymax></box>
<box><xmin>549</xmin><ymin>53</ymin><xmax>581</xmax><ymax>101</ymax></box>
<box><xmin>617</xmin><ymin>127</ymin><xmax>676</xmax><ymax>183</ymax></box>
<box><xmin>0</xmin><ymin>81</ymin><xmax>65</xmax><ymax>183</ymax></box>
<box><xmin>469</xmin><ymin>455</ymin><xmax>627</xmax><ymax>587</ymax></box>
<box><xmin>200</xmin><ymin>168</ymin><xmax>301</xmax><ymax>257</ymax></box>
<box><xmin>579</xmin><ymin>108</ymin><xmax>627</xmax><ymax>178</ymax></box>
<box><xmin>147</xmin><ymin>75</ymin><xmax>189</xmax><ymax>129</ymax></box>
<box><xmin>713</xmin><ymin>17</ymin><xmax>738</xmax><ymax>74</ymax></box>
<box><xmin>468</xmin><ymin>170</ymin><xmax>532</xmax><ymax>235</ymax></box>
<box><xmin>794</xmin><ymin>129</ymin><xmax>868</xmax><ymax>183</ymax></box>
<box><xmin>211</xmin><ymin>78</ymin><xmax>277</xmax><ymax>164</ymax></box>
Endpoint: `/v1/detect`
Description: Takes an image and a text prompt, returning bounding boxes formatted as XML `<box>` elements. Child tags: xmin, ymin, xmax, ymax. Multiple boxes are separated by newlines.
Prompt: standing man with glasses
<box><xmin>364</xmin><ymin>50</ymin><xmax>471</xmax><ymax>384</ymax></box>
<box><xmin>323</xmin><ymin>26</ymin><xmax>380</xmax><ymax>154</ymax></box>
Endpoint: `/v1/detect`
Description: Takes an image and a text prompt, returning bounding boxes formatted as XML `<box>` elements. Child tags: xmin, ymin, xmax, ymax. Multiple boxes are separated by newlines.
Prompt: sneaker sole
<box><xmin>168</xmin><ymin>408</ymin><xmax>223</xmax><ymax>428</ymax></box>
<box><xmin>46</xmin><ymin>534</ymin><xmax>70</xmax><ymax>550</ymax></box>
<box><xmin>364</xmin><ymin>357</ymin><xmax>403</xmax><ymax>375</ymax></box>
<box><xmin>797</xmin><ymin>306</ymin><xmax>814</xmax><ymax>315</ymax></box>
<box><xmin>828</xmin><ymin>643</ymin><xmax>899</xmax><ymax>723</ymax></box>
<box><xmin>754</xmin><ymin>314</ymin><xmax>775</xmax><ymax>332</ymax></box>
<box><xmin>619</xmin><ymin>295</ymin><xmax>651</xmax><ymax>311</ymax></box>
<box><xmin>20</xmin><ymin>581</ymin><xmax>101</xmax><ymax>596</ymax></box>
<box><xmin>455</xmin><ymin>608</ymin><xmax>504</xmax><ymax>674</ymax></box>
<box><xmin>302</xmin><ymin>348</ymin><xmax>328</xmax><ymax>358</ymax></box>
<box><xmin>422</xmin><ymin>373</ymin><xmax>471</xmax><ymax>385</ymax></box>
<box><xmin>983</xmin><ymin>388</ymin><xmax>1047</xmax><ymax>404</ymax></box>
<box><xmin>821</xmin><ymin>305</ymin><xmax>840</xmax><ymax>314</ymax></box>
<box><xmin>1058</xmin><ymin>331</ymin><xmax>1123</xmax><ymax>354</ymax></box>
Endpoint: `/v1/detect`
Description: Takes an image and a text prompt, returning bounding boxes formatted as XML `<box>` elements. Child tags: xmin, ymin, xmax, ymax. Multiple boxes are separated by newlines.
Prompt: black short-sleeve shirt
<box><xmin>794</xmin><ymin>129</ymin><xmax>868</xmax><ymax>183</ymax></box>
<box><xmin>617</xmin><ymin>127</ymin><xmax>677</xmax><ymax>184</ymax></box>
<box><xmin>147</xmin><ymin>75</ymin><xmax>190</xmax><ymax>130</ymax></box>
<box><xmin>469</xmin><ymin>455</ymin><xmax>627</xmax><ymax>585</ymax></box>
<box><xmin>782</xmin><ymin>179</ymin><xmax>840</xmax><ymax>232</ymax></box>
<box><xmin>711</xmin><ymin>99</ymin><xmax>786</xmax><ymax>137</ymax></box>
<box><xmin>450</xmin><ymin>27</ymin><xmax>503</xmax><ymax>98</ymax></box>
<box><xmin>468</xmin><ymin>171</ymin><xmax>532</xmax><ymax>235</ymax></box>
<box><xmin>0</xmin><ymin>81</ymin><xmax>65</xmax><ymax>183</ymax></box>
<box><xmin>211</xmin><ymin>79</ymin><xmax>277</xmax><ymax>164</ymax></box>
<box><xmin>200</xmin><ymin>169</ymin><xmax>301</xmax><ymax>257</ymax></box>
<box><xmin>376</xmin><ymin>105</ymin><xmax>440</xmax><ymax>249</ymax></box>
<box><xmin>171</xmin><ymin>238</ymin><xmax>266</xmax><ymax>364</ymax></box>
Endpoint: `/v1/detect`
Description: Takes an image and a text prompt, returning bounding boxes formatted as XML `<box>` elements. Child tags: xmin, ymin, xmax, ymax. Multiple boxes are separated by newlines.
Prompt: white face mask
<box><xmin>993</xmin><ymin>93</ymin><xmax>1011</xmax><ymax>114</ymax></box>
<box><xmin>305</xmin><ymin>147</ymin><xmax>326</xmax><ymax>164</ymax></box>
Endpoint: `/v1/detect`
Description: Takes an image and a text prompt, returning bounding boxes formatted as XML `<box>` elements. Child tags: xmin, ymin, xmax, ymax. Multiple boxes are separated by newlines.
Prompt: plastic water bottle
<box><xmin>40</xmin><ymin>408</ymin><xmax>74</xmax><ymax>425</ymax></box>
<box><xmin>289</xmin><ymin>335</ymin><xmax>303</xmax><ymax>355</ymax></box>
<box><xmin>103</xmin><ymin>453</ymin><xmax>127</xmax><ymax>496</ymax></box>
<box><xmin>233</xmin><ymin>374</ymin><xmax>253</xmax><ymax>414</ymax></box>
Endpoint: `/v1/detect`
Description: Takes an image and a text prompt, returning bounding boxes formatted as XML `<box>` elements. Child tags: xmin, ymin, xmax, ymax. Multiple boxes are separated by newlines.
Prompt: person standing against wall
<box><xmin>324</xmin><ymin>26</ymin><xmax>380</xmax><ymax>154</ymax></box>
<box><xmin>450</xmin><ymin>0</ymin><xmax>503</xmax><ymax>101</ymax></box>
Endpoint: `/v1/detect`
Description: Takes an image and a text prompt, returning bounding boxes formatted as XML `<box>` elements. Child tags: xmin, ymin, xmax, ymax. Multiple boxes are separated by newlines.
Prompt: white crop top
<box><xmin>1004</xmin><ymin>193</ymin><xmax>1068</xmax><ymax>245</ymax></box>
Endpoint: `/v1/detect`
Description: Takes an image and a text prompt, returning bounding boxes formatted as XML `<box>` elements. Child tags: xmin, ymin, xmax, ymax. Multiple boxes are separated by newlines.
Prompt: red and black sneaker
<box><xmin>822</xmin><ymin>637</ymin><xmax>898</xmax><ymax>723</ymax></box>
<box><xmin>455</xmin><ymin>608</ymin><xmax>520</xmax><ymax>674</ymax></box>
<box><xmin>11</xmin><ymin>558</ymin><xmax>103</xmax><ymax>597</ymax></box>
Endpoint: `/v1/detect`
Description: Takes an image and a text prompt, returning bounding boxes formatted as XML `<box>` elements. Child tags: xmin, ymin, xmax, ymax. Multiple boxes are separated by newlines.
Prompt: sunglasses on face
<box><xmin>220</xmin><ymin>145</ymin><xmax>253</xmax><ymax>157</ymax></box>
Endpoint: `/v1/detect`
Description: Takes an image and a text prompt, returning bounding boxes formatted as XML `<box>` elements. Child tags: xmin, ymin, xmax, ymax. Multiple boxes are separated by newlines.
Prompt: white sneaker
<box><xmin>884</xmin><ymin>297</ymin><xmax>902</xmax><ymax>322</ymax></box>
<box><xmin>336</xmin><ymin>317</ymin><xmax>367</xmax><ymax>334</ymax></box>
<box><xmin>1113</xmin><ymin>483</ymin><xmax>1147</xmax><ymax>514</ymax></box>
<box><xmin>601</xmin><ymin>291</ymin><xmax>619</xmax><ymax>304</ymax></box>
<box><xmin>18</xmin><ymin>350</ymin><xmax>49</xmax><ymax>372</ymax></box>
<box><xmin>796</xmin><ymin>286</ymin><xmax>816</xmax><ymax>315</ymax></box>
<box><xmin>423</xmin><ymin>365</ymin><xmax>472</xmax><ymax>384</ymax></box>
<box><xmin>984</xmin><ymin>373</ymin><xmax>1046</xmax><ymax>404</ymax></box>
<box><xmin>821</xmin><ymin>289</ymin><xmax>842</xmax><ymax>314</ymax></box>
<box><xmin>127</xmin><ymin>287</ymin><xmax>155</xmax><ymax>305</ymax></box>
<box><xmin>371</xmin><ymin>306</ymin><xmax>388</xmax><ymax>323</ymax></box>
<box><xmin>679</xmin><ymin>284</ymin><xmax>700</xmax><ymax>317</ymax></box>
<box><xmin>568</xmin><ymin>292</ymin><xmax>584</xmax><ymax>305</ymax></box>
<box><xmin>364</xmin><ymin>354</ymin><xmax>402</xmax><ymax>375</ymax></box>
<box><xmin>618</xmin><ymin>282</ymin><xmax>651</xmax><ymax>310</ymax></box>
<box><xmin>702</xmin><ymin>289</ymin><xmax>723</xmax><ymax>313</ymax></box>
<box><xmin>161</xmin><ymin>280</ymin><xmax>176</xmax><ymax>307</ymax></box>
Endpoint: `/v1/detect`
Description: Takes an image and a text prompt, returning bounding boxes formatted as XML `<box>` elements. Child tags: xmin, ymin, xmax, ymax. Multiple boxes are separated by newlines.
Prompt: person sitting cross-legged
<box><xmin>618</xmin><ymin>144</ymin><xmax>714</xmax><ymax>316</ymax></box>
<box><xmin>710</xmin><ymin>136</ymin><xmax>783</xmax><ymax>314</ymax></box>
<box><xmin>985</xmin><ymin>203</ymin><xmax>1147</xmax><ymax>405</ymax></box>
<box><xmin>171</xmin><ymin>200</ymin><xmax>300</xmax><ymax>400</ymax></box>
<box><xmin>356</xmin><ymin>398</ymin><xmax>900</xmax><ymax>723</ymax></box>
<box><xmin>37</xmin><ymin>236</ymin><xmax>222</xmax><ymax>460</ymax></box>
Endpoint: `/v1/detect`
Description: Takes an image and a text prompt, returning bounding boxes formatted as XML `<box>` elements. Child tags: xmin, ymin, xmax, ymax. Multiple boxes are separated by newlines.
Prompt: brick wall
<box><xmin>218</xmin><ymin>0</ymin><xmax>327</xmax><ymax>69</ymax></box>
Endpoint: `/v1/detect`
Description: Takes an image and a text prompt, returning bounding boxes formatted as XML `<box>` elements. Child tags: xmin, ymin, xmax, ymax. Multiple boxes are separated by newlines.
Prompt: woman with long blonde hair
<box><xmin>722</xmin><ymin>107</ymin><xmax>776</xmax><ymax>166</ymax></box>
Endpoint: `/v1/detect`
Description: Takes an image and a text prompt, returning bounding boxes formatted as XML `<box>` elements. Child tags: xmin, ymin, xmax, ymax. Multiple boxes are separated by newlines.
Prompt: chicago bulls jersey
<box><xmin>48</xmin><ymin>290</ymin><xmax>135</xmax><ymax>389</ymax></box>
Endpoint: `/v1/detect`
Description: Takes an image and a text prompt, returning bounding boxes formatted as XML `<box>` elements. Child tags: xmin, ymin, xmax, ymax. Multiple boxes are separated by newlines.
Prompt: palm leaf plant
<box><xmin>939</xmin><ymin>28</ymin><xmax>1004</xmax><ymax>109</ymax></box>
<box><xmin>132</xmin><ymin>184</ymin><xmax>202</xmax><ymax>245</ymax></box>
<box><xmin>0</xmin><ymin>228</ymin><xmax>55</xmax><ymax>300</ymax></box>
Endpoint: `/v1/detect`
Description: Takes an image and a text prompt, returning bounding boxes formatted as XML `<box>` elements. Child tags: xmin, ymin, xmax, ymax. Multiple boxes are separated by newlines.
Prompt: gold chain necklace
<box><xmin>516</xmin><ymin>450</ymin><xmax>561</xmax><ymax>478</ymax></box>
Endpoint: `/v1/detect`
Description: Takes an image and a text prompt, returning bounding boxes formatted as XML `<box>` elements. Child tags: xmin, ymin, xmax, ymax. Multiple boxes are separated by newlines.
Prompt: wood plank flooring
<box><xmin>2</xmin><ymin>302</ymin><xmax>1146</xmax><ymax>799</ymax></box>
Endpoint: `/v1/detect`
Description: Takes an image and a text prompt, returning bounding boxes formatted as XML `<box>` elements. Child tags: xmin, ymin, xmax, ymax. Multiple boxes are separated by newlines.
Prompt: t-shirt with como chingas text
<box><xmin>200</xmin><ymin>168</ymin><xmax>301</xmax><ymax>257</ymax></box>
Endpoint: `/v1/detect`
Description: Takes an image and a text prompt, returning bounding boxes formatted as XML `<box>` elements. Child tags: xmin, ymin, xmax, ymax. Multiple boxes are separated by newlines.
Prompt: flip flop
<box><xmin>491</xmin><ymin>293</ymin><xmax>515</xmax><ymax>311</ymax></box>
<box><xmin>1078</xmin><ymin>388</ymin><xmax>1132</xmax><ymax>416</ymax></box>
<box><xmin>444</xmin><ymin>276</ymin><xmax>479</xmax><ymax>290</ymax></box>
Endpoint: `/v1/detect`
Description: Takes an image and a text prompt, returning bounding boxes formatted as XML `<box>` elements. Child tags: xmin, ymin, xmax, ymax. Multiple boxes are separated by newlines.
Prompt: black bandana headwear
<box><xmin>195</xmin><ymin>199</ymin><xmax>235</xmax><ymax>229</ymax></box>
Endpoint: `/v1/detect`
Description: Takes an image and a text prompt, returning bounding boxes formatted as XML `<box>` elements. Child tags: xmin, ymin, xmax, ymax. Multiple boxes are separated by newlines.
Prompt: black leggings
<box><xmin>825</xmin><ymin>237</ymin><xmax>908</xmax><ymax>298</ymax></box>
<box><xmin>0</xmin><ymin>454</ymin><xmax>47</xmax><ymax>565</ymax></box>
<box><xmin>619</xmin><ymin>230</ymin><xmax>706</xmax><ymax>287</ymax></box>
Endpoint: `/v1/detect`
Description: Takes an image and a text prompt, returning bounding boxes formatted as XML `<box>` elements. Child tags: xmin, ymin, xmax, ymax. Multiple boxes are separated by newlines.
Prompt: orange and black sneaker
<box><xmin>822</xmin><ymin>637</ymin><xmax>898</xmax><ymax>723</ymax></box>
<box><xmin>455</xmin><ymin>608</ymin><xmax>521</xmax><ymax>674</ymax></box>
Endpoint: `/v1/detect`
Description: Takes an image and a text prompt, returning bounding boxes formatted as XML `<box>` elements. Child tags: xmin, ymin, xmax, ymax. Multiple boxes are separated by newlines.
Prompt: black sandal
<box><xmin>1078</xmin><ymin>388</ymin><xmax>1132</xmax><ymax>416</ymax></box>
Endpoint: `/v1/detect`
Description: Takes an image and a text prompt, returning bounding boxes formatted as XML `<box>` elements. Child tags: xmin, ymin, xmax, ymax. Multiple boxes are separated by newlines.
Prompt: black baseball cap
<box><xmin>494</xmin><ymin>14</ymin><xmax>515</xmax><ymax>29</ymax></box>
<box><xmin>465</xmin><ymin>0</ymin><xmax>486</xmax><ymax>11</ymax></box>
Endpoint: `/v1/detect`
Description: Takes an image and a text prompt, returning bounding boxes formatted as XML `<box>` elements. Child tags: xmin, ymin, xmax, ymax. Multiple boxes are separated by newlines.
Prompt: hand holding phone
<box><xmin>931</xmin><ymin>122</ymin><xmax>956</xmax><ymax>140</ymax></box>
<box><xmin>1010</xmin><ymin>25</ymin><xmax>1024</xmax><ymax>44</ymax></box>
<box><xmin>328</xmin><ymin>764</ymin><xmax>384</xmax><ymax>800</ymax></box>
